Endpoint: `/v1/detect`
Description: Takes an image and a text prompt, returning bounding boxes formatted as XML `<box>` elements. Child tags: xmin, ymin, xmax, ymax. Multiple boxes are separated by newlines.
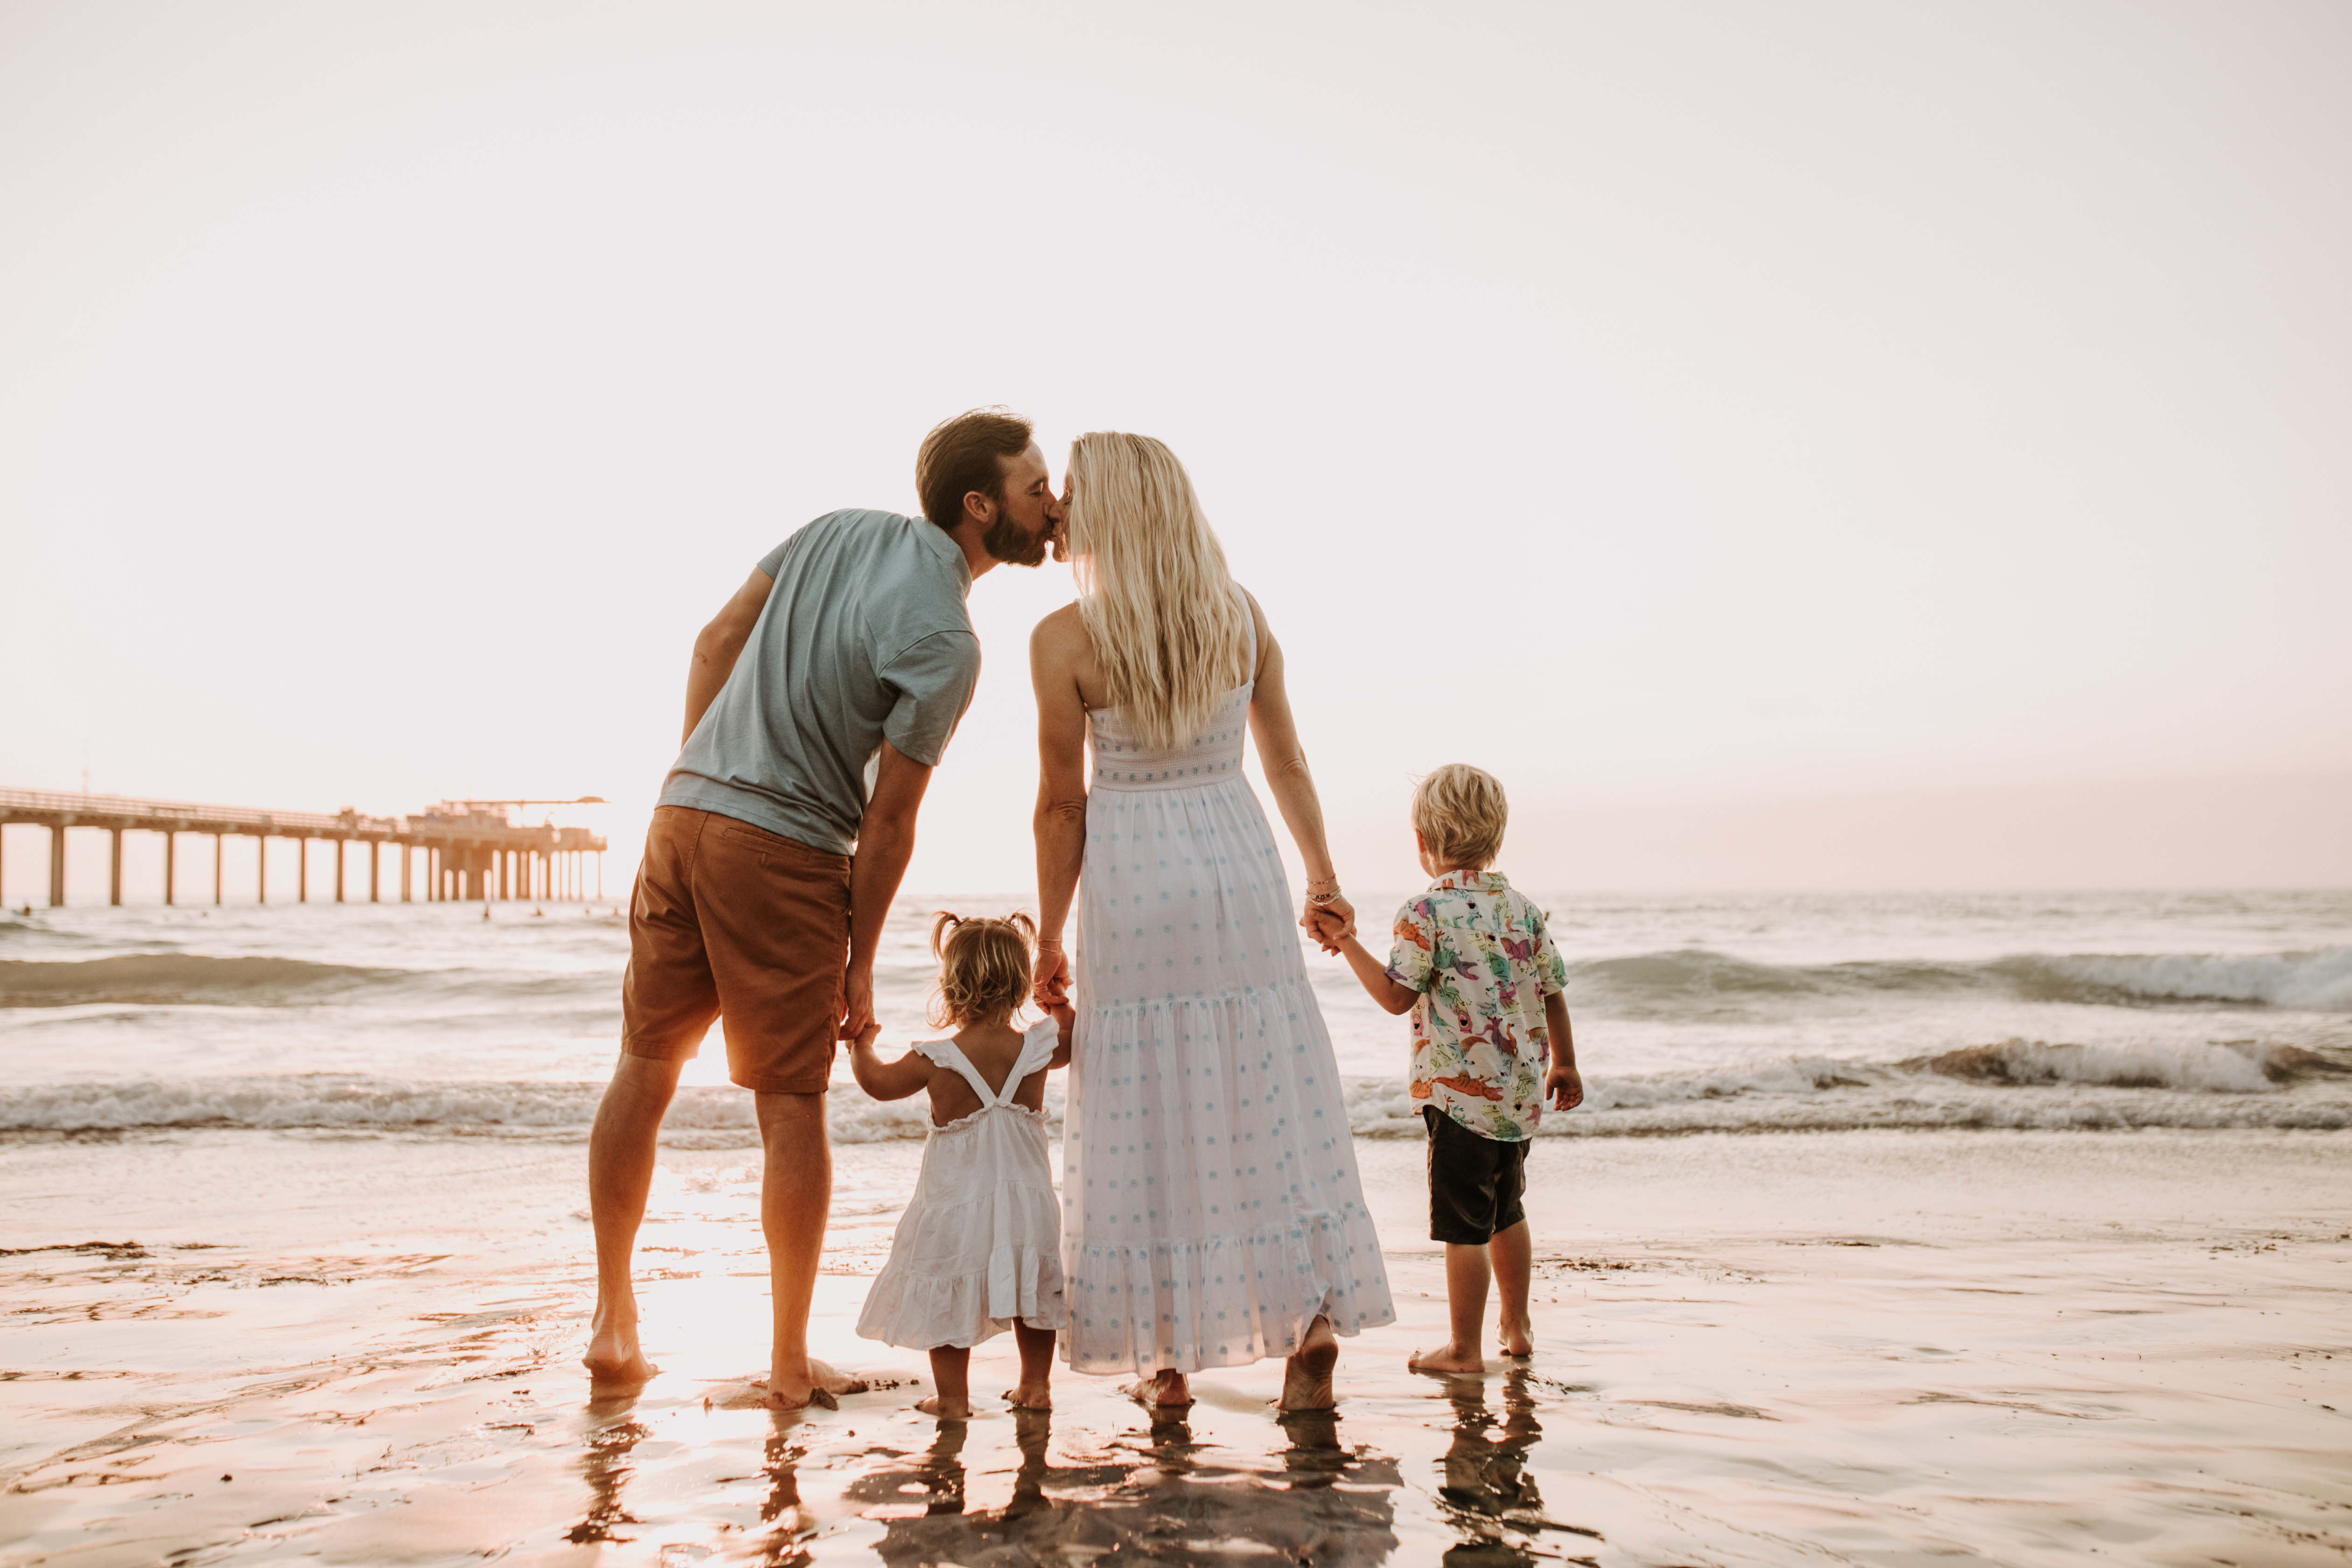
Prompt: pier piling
<box><xmin>2</xmin><ymin>791</ymin><xmax>604</xmax><ymax>908</ymax></box>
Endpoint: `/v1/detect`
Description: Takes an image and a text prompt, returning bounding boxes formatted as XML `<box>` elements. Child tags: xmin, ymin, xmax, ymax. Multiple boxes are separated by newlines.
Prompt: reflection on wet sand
<box><xmin>756</xmin><ymin>1419</ymin><xmax>818</xmax><ymax>1567</ymax></box>
<box><xmin>861</xmin><ymin>1406</ymin><xmax>1399</xmax><ymax>1566</ymax></box>
<box><xmin>1434</xmin><ymin>1367</ymin><xmax>1604</xmax><ymax>1566</ymax></box>
<box><xmin>564</xmin><ymin>1390</ymin><xmax>650</xmax><ymax>1545</ymax></box>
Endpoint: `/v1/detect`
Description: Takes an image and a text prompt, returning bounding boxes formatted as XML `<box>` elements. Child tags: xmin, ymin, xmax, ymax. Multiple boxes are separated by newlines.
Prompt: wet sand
<box><xmin>2</xmin><ymin>1128</ymin><xmax>2348</xmax><ymax>1566</ymax></box>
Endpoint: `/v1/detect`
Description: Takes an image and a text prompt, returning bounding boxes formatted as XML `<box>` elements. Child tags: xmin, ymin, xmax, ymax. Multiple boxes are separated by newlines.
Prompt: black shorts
<box><xmin>1425</xmin><ymin>1105</ymin><xmax>1530</xmax><ymax>1246</ymax></box>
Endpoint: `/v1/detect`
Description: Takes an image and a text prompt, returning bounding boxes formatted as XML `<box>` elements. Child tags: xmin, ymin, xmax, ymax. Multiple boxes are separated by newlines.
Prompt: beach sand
<box><xmin>3</xmin><ymin>1128</ymin><xmax>2347</xmax><ymax>1566</ymax></box>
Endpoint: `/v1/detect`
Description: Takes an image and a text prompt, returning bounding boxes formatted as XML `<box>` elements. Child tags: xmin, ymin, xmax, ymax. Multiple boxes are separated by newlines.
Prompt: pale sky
<box><xmin>3</xmin><ymin>0</ymin><xmax>2348</xmax><ymax>898</ymax></box>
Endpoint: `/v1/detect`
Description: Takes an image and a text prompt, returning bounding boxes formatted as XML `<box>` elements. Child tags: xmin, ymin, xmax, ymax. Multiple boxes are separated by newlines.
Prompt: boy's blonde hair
<box><xmin>1413</xmin><ymin>764</ymin><xmax>1508</xmax><ymax>870</ymax></box>
<box><xmin>928</xmin><ymin>910</ymin><xmax>1036</xmax><ymax>1029</ymax></box>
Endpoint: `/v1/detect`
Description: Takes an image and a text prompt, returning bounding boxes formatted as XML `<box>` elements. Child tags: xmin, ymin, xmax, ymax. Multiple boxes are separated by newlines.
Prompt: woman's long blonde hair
<box><xmin>1064</xmin><ymin>432</ymin><xmax>1254</xmax><ymax>751</ymax></box>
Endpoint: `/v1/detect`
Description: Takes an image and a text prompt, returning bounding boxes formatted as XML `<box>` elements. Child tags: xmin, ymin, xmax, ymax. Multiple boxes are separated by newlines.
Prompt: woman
<box><xmin>1031</xmin><ymin>431</ymin><xmax>1394</xmax><ymax>1412</ymax></box>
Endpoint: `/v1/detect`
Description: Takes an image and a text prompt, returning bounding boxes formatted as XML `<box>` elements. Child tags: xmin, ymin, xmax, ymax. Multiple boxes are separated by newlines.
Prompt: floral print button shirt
<box><xmin>1384</xmin><ymin>869</ymin><xmax>1569</xmax><ymax>1142</ymax></box>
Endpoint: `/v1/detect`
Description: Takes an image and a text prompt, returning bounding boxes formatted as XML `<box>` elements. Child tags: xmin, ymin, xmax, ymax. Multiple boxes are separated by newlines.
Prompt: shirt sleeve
<box><xmin>1384</xmin><ymin>898</ymin><xmax>1436</xmax><ymax>994</ymax></box>
<box><xmin>877</xmin><ymin>629</ymin><xmax>982</xmax><ymax>768</ymax></box>
<box><xmin>757</xmin><ymin>540</ymin><xmax>788</xmax><ymax>577</ymax></box>
<box><xmin>1530</xmin><ymin>905</ymin><xmax>1568</xmax><ymax>996</ymax></box>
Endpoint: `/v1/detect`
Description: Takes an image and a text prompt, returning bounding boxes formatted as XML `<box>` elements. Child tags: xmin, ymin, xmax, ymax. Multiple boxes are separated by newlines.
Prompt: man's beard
<box><xmin>983</xmin><ymin>508</ymin><xmax>1050</xmax><ymax>567</ymax></box>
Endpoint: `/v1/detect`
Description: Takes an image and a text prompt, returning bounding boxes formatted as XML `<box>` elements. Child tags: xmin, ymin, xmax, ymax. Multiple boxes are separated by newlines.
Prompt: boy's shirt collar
<box><xmin>1426</xmin><ymin>868</ymin><xmax>1509</xmax><ymax>895</ymax></box>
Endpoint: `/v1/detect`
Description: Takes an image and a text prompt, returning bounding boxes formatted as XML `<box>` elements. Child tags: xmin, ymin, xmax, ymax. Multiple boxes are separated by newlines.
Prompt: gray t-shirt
<box><xmin>658</xmin><ymin>509</ymin><xmax>980</xmax><ymax>856</ymax></box>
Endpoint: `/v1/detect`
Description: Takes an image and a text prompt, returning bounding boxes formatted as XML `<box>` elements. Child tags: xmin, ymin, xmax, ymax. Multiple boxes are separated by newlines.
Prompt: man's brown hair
<box><xmin>916</xmin><ymin>408</ymin><xmax>1034</xmax><ymax>531</ymax></box>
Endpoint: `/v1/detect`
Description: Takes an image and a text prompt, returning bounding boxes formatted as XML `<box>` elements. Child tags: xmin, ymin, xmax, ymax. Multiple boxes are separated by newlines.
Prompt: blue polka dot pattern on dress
<box><xmin>1061</xmin><ymin>682</ymin><xmax>1397</xmax><ymax>1377</ymax></box>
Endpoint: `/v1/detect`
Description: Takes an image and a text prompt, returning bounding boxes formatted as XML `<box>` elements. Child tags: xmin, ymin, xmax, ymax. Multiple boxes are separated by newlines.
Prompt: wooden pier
<box><xmin>0</xmin><ymin>789</ymin><xmax>608</xmax><ymax>907</ymax></box>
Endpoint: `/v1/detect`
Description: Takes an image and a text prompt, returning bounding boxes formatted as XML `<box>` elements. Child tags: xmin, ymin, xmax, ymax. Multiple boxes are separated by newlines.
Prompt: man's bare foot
<box><xmin>1407</xmin><ymin>1341</ymin><xmax>1485</xmax><ymax>1376</ymax></box>
<box><xmin>915</xmin><ymin>1395</ymin><xmax>971</xmax><ymax>1419</ymax></box>
<box><xmin>583</xmin><ymin>1317</ymin><xmax>658</xmax><ymax>1383</ymax></box>
<box><xmin>760</xmin><ymin>1357</ymin><xmax>867</xmax><ymax>1411</ymax></box>
<box><xmin>1124</xmin><ymin>1369</ymin><xmax>1192</xmax><ymax>1410</ymax></box>
<box><xmin>1003</xmin><ymin>1383</ymin><xmax>1052</xmax><ymax>1411</ymax></box>
<box><xmin>1276</xmin><ymin>1316</ymin><xmax>1339</xmax><ymax>1412</ymax></box>
<box><xmin>1499</xmin><ymin>1318</ymin><xmax>1535</xmax><ymax>1358</ymax></box>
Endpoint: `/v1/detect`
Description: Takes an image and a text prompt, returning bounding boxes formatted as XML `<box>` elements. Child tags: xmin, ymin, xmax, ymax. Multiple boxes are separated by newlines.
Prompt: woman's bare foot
<box><xmin>1003</xmin><ymin>1383</ymin><xmax>1052</xmax><ymax>1411</ymax></box>
<box><xmin>1498</xmin><ymin>1316</ymin><xmax>1535</xmax><ymax>1358</ymax></box>
<box><xmin>1124</xmin><ymin>1369</ymin><xmax>1192</xmax><ymax>1410</ymax></box>
<box><xmin>1276</xmin><ymin>1316</ymin><xmax>1339</xmax><ymax>1412</ymax></box>
<box><xmin>1407</xmin><ymin>1341</ymin><xmax>1485</xmax><ymax>1376</ymax></box>
<box><xmin>915</xmin><ymin>1395</ymin><xmax>971</xmax><ymax>1419</ymax></box>
<box><xmin>583</xmin><ymin>1316</ymin><xmax>658</xmax><ymax>1383</ymax></box>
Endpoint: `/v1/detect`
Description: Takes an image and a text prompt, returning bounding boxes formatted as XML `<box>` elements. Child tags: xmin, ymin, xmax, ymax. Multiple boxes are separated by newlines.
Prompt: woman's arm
<box><xmin>1241</xmin><ymin>595</ymin><xmax>1357</xmax><ymax>942</ymax></box>
<box><xmin>1030</xmin><ymin>609</ymin><xmax>1092</xmax><ymax>1006</ymax></box>
<box><xmin>847</xmin><ymin>1024</ymin><xmax>931</xmax><ymax>1102</ymax></box>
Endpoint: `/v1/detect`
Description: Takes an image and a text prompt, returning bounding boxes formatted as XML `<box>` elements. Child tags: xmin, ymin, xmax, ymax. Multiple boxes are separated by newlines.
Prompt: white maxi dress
<box><xmin>857</xmin><ymin>1020</ymin><xmax>1067</xmax><ymax>1350</ymax></box>
<box><xmin>1063</xmin><ymin>677</ymin><xmax>1395</xmax><ymax>1376</ymax></box>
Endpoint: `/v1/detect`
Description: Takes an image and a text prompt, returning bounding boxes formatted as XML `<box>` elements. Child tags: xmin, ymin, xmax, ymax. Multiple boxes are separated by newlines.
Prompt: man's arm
<box><xmin>841</xmin><ymin>740</ymin><xmax>933</xmax><ymax>1039</ymax></box>
<box><xmin>1334</xmin><ymin>933</ymin><xmax>1419</xmax><ymax>1015</ymax></box>
<box><xmin>682</xmin><ymin>567</ymin><xmax>774</xmax><ymax>746</ymax></box>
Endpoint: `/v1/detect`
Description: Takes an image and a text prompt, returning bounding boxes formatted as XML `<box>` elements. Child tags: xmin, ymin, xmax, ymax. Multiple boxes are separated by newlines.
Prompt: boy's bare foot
<box><xmin>1407</xmin><ymin>1342</ymin><xmax>1485</xmax><ymax>1376</ymax></box>
<box><xmin>760</xmin><ymin>1357</ymin><xmax>866</xmax><ymax>1411</ymax></box>
<box><xmin>1124</xmin><ymin>1369</ymin><xmax>1192</xmax><ymax>1410</ymax></box>
<box><xmin>1003</xmin><ymin>1383</ymin><xmax>1052</xmax><ymax>1411</ymax></box>
<box><xmin>915</xmin><ymin>1395</ymin><xmax>971</xmax><ymax>1419</ymax></box>
<box><xmin>583</xmin><ymin>1316</ymin><xmax>658</xmax><ymax>1383</ymax></box>
<box><xmin>1276</xmin><ymin>1316</ymin><xmax>1339</xmax><ymax>1412</ymax></box>
<box><xmin>1498</xmin><ymin>1318</ymin><xmax>1535</xmax><ymax>1358</ymax></box>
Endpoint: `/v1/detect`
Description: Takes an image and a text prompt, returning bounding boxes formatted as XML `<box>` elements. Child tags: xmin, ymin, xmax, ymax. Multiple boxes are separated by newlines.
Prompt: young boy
<box><xmin>1326</xmin><ymin>763</ymin><xmax>1582</xmax><ymax>1374</ymax></box>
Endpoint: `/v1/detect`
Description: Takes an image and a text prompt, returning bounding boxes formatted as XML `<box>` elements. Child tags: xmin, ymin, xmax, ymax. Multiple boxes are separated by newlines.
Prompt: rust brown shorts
<box><xmin>621</xmin><ymin>805</ymin><xmax>850</xmax><ymax>1094</ymax></box>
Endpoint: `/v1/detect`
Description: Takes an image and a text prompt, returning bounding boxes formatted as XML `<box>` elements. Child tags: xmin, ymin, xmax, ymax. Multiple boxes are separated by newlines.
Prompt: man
<box><xmin>584</xmin><ymin>408</ymin><xmax>1065</xmax><ymax>1409</ymax></box>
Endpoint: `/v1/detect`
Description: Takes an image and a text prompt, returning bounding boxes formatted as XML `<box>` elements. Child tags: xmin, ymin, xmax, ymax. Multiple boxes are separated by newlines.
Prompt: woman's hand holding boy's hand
<box><xmin>1302</xmin><ymin>899</ymin><xmax>1353</xmax><ymax>953</ymax></box>
<box><xmin>1545</xmin><ymin>1063</ymin><xmax>1584</xmax><ymax>1112</ymax></box>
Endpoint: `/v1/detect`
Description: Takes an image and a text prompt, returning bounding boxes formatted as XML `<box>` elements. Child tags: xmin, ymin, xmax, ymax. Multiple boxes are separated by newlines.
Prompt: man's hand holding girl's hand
<box><xmin>838</xmin><ymin>967</ymin><xmax>876</xmax><ymax>1041</ymax></box>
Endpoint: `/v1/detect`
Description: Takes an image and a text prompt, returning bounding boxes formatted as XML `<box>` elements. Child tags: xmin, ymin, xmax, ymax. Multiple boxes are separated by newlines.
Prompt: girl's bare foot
<box><xmin>1003</xmin><ymin>1383</ymin><xmax>1052</xmax><ymax>1411</ymax></box>
<box><xmin>915</xmin><ymin>1395</ymin><xmax>971</xmax><ymax>1419</ymax></box>
<box><xmin>1124</xmin><ymin>1369</ymin><xmax>1192</xmax><ymax>1410</ymax></box>
<box><xmin>1407</xmin><ymin>1341</ymin><xmax>1485</xmax><ymax>1376</ymax></box>
<box><xmin>1276</xmin><ymin>1316</ymin><xmax>1339</xmax><ymax>1411</ymax></box>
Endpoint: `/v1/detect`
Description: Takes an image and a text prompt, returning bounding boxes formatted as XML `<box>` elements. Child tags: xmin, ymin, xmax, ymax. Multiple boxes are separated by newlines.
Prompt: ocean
<box><xmin>4</xmin><ymin>887</ymin><xmax>2345</xmax><ymax>1144</ymax></box>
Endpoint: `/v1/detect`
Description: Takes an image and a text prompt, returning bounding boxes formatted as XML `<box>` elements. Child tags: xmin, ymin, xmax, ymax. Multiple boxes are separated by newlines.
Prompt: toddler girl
<box><xmin>851</xmin><ymin>911</ymin><xmax>1071</xmax><ymax>1417</ymax></box>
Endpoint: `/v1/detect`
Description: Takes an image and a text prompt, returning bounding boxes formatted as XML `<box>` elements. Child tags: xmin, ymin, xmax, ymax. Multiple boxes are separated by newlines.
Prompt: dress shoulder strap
<box><xmin>1008</xmin><ymin>1017</ymin><xmax>1060</xmax><ymax>1092</ymax></box>
<box><xmin>913</xmin><ymin>1037</ymin><xmax>997</xmax><ymax>1106</ymax></box>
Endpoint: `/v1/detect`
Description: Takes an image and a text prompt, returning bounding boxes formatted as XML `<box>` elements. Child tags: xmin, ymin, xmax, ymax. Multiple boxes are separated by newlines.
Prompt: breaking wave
<box><xmin>7</xmin><ymin>945</ymin><xmax>2347</xmax><ymax>1017</ymax></box>
<box><xmin>1568</xmin><ymin>945</ymin><xmax>2352</xmax><ymax>1013</ymax></box>
<box><xmin>5</xmin><ymin>1040</ymin><xmax>2345</xmax><ymax>1145</ymax></box>
<box><xmin>0</xmin><ymin>954</ymin><xmax>607</xmax><ymax>1009</ymax></box>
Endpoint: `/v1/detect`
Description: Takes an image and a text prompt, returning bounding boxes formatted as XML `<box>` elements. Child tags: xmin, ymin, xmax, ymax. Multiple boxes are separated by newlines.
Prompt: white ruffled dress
<box><xmin>855</xmin><ymin>1020</ymin><xmax>1068</xmax><ymax>1350</ymax></box>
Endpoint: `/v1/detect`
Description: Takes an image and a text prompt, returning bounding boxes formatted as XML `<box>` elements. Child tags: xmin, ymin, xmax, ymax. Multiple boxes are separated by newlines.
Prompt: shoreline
<box><xmin>4</xmin><ymin>1127</ymin><xmax>2348</xmax><ymax>1564</ymax></box>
